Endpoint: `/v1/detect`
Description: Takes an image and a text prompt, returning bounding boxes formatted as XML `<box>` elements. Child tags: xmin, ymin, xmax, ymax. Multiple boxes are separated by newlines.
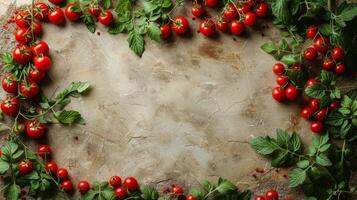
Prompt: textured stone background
<box><xmin>2</xmin><ymin>0</ymin><xmax>355</xmax><ymax>199</ymax></box>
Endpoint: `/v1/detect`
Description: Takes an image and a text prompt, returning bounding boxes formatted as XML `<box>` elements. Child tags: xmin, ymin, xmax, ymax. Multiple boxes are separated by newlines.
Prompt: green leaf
<box><xmin>201</xmin><ymin>180</ymin><xmax>214</xmax><ymax>192</ymax></box>
<box><xmin>261</xmin><ymin>41</ymin><xmax>276</xmax><ymax>54</ymax></box>
<box><xmin>249</xmin><ymin>136</ymin><xmax>279</xmax><ymax>155</ymax></box>
<box><xmin>147</xmin><ymin>23</ymin><xmax>161</xmax><ymax>42</ymax></box>
<box><xmin>336</xmin><ymin>3</ymin><xmax>357</xmax><ymax>22</ymax></box>
<box><xmin>271</xmin><ymin>151</ymin><xmax>289</xmax><ymax>167</ymax></box>
<box><xmin>296</xmin><ymin>160</ymin><xmax>310</xmax><ymax>169</ymax></box>
<box><xmin>53</xmin><ymin>81</ymin><xmax>90</xmax><ymax>102</ymax></box>
<box><xmin>5</xmin><ymin>183</ymin><xmax>21</xmax><ymax>200</ymax></box>
<box><xmin>271</xmin><ymin>0</ymin><xmax>294</xmax><ymax>25</ymax></box>
<box><xmin>127</xmin><ymin>29</ymin><xmax>145</xmax><ymax>57</ymax></box>
<box><xmin>108</xmin><ymin>21</ymin><xmax>128</xmax><ymax>34</ymax></box>
<box><xmin>141</xmin><ymin>185</ymin><xmax>159</xmax><ymax>200</ymax></box>
<box><xmin>316</xmin><ymin>154</ymin><xmax>332</xmax><ymax>166</ymax></box>
<box><xmin>318</xmin><ymin>24</ymin><xmax>333</xmax><ymax>35</ymax></box>
<box><xmin>82</xmin><ymin>14</ymin><xmax>96</xmax><ymax>33</ymax></box>
<box><xmin>237</xmin><ymin>190</ymin><xmax>251</xmax><ymax>200</ymax></box>
<box><xmin>305</xmin><ymin>84</ymin><xmax>326</xmax><ymax>99</ymax></box>
<box><xmin>0</xmin><ymin>160</ymin><xmax>9</xmax><ymax>174</ymax></box>
<box><xmin>325</xmin><ymin>111</ymin><xmax>344</xmax><ymax>126</ymax></box>
<box><xmin>189</xmin><ymin>188</ymin><xmax>203</xmax><ymax>200</ymax></box>
<box><xmin>216</xmin><ymin>179</ymin><xmax>236</xmax><ymax>194</ymax></box>
<box><xmin>289</xmin><ymin>133</ymin><xmax>301</xmax><ymax>152</ymax></box>
<box><xmin>1</xmin><ymin>53</ymin><xmax>13</xmax><ymax>64</ymax></box>
<box><xmin>281</xmin><ymin>54</ymin><xmax>299</xmax><ymax>65</ymax></box>
<box><xmin>341</xmin><ymin>96</ymin><xmax>352</xmax><ymax>108</ymax></box>
<box><xmin>115</xmin><ymin>0</ymin><xmax>132</xmax><ymax>17</ymax></box>
<box><xmin>289</xmin><ymin>168</ymin><xmax>306</xmax><ymax>187</ymax></box>
<box><xmin>102</xmin><ymin>0</ymin><xmax>111</xmax><ymax>9</ymax></box>
<box><xmin>276</xmin><ymin>129</ymin><xmax>290</xmax><ymax>147</ymax></box>
<box><xmin>319</xmin><ymin>70</ymin><xmax>336</xmax><ymax>86</ymax></box>
<box><xmin>54</xmin><ymin>110</ymin><xmax>84</xmax><ymax>125</ymax></box>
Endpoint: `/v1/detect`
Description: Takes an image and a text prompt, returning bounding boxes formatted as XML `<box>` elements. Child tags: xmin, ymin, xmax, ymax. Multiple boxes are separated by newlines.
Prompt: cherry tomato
<box><xmin>335</xmin><ymin>63</ymin><xmax>346</xmax><ymax>74</ymax></box>
<box><xmin>285</xmin><ymin>85</ymin><xmax>299</xmax><ymax>101</ymax></box>
<box><xmin>300</xmin><ymin>107</ymin><xmax>313</xmax><ymax>119</ymax></box>
<box><xmin>48</xmin><ymin>7</ymin><xmax>65</xmax><ymax>25</ymax></box>
<box><xmin>20</xmin><ymin>81</ymin><xmax>40</xmax><ymax>98</ymax></box>
<box><xmin>243</xmin><ymin>12</ymin><xmax>256</xmax><ymax>26</ymax></box>
<box><xmin>216</xmin><ymin>17</ymin><xmax>229</xmax><ymax>32</ymax></box>
<box><xmin>172</xmin><ymin>185</ymin><xmax>183</xmax><ymax>194</ymax></box>
<box><xmin>255</xmin><ymin>2</ymin><xmax>269</xmax><ymax>17</ymax></box>
<box><xmin>109</xmin><ymin>176</ymin><xmax>122</xmax><ymax>188</ymax></box>
<box><xmin>13</xmin><ymin>44</ymin><xmax>33</xmax><ymax>64</ymax></box>
<box><xmin>2</xmin><ymin>74</ymin><xmax>18</xmax><ymax>94</ymax></box>
<box><xmin>14</xmin><ymin>28</ymin><xmax>32</xmax><ymax>44</ymax></box>
<box><xmin>246</xmin><ymin>0</ymin><xmax>256</xmax><ymax>8</ymax></box>
<box><xmin>304</xmin><ymin>47</ymin><xmax>317</xmax><ymax>61</ymax></box>
<box><xmin>329</xmin><ymin>100</ymin><xmax>340</xmax><ymax>111</ymax></box>
<box><xmin>315</xmin><ymin>108</ymin><xmax>328</xmax><ymax>121</ymax></box>
<box><xmin>292</xmin><ymin>63</ymin><xmax>302</xmax><ymax>71</ymax></box>
<box><xmin>98</xmin><ymin>10</ymin><xmax>114</xmax><ymax>26</ymax></box>
<box><xmin>230</xmin><ymin>20</ymin><xmax>245</xmax><ymax>35</ymax></box>
<box><xmin>276</xmin><ymin>75</ymin><xmax>289</xmax><ymax>86</ymax></box>
<box><xmin>78</xmin><ymin>181</ymin><xmax>90</xmax><ymax>194</ymax></box>
<box><xmin>19</xmin><ymin>160</ymin><xmax>33</xmax><ymax>174</ymax></box>
<box><xmin>57</xmin><ymin>168</ymin><xmax>69</xmax><ymax>179</ymax></box>
<box><xmin>272</xmin><ymin>86</ymin><xmax>285</xmax><ymax>102</ymax></box>
<box><xmin>306</xmin><ymin>25</ymin><xmax>317</xmax><ymax>39</ymax></box>
<box><xmin>310</xmin><ymin>121</ymin><xmax>323</xmax><ymax>134</ymax></box>
<box><xmin>49</xmin><ymin>0</ymin><xmax>64</xmax><ymax>5</ymax></box>
<box><xmin>255</xmin><ymin>196</ymin><xmax>266</xmax><ymax>200</ymax></box>
<box><xmin>205</xmin><ymin>0</ymin><xmax>218</xmax><ymax>8</ymax></box>
<box><xmin>62</xmin><ymin>180</ymin><xmax>73</xmax><ymax>192</ymax></box>
<box><xmin>272</xmin><ymin>63</ymin><xmax>285</xmax><ymax>75</ymax></box>
<box><xmin>115</xmin><ymin>187</ymin><xmax>127</xmax><ymax>199</ymax></box>
<box><xmin>31</xmin><ymin>41</ymin><xmax>49</xmax><ymax>56</ymax></box>
<box><xmin>1</xmin><ymin>96</ymin><xmax>20</xmax><ymax>117</ymax></box>
<box><xmin>15</xmin><ymin>11</ymin><xmax>31</xmax><ymax>28</ymax></box>
<box><xmin>309</xmin><ymin>99</ymin><xmax>320</xmax><ymax>111</ymax></box>
<box><xmin>88</xmin><ymin>2</ymin><xmax>101</xmax><ymax>16</ymax></box>
<box><xmin>172</xmin><ymin>16</ymin><xmax>189</xmax><ymax>35</ymax></box>
<box><xmin>322</xmin><ymin>57</ymin><xmax>335</xmax><ymax>70</ymax></box>
<box><xmin>186</xmin><ymin>194</ymin><xmax>198</xmax><ymax>200</ymax></box>
<box><xmin>191</xmin><ymin>3</ymin><xmax>204</xmax><ymax>17</ymax></box>
<box><xmin>237</xmin><ymin>3</ymin><xmax>250</xmax><ymax>14</ymax></box>
<box><xmin>29</xmin><ymin>67</ymin><xmax>46</xmax><ymax>82</ymax></box>
<box><xmin>314</xmin><ymin>37</ymin><xmax>329</xmax><ymax>53</ymax></box>
<box><xmin>266</xmin><ymin>189</ymin><xmax>279</xmax><ymax>200</ymax></box>
<box><xmin>31</xmin><ymin>20</ymin><xmax>43</xmax><ymax>35</ymax></box>
<box><xmin>332</xmin><ymin>47</ymin><xmax>344</xmax><ymax>61</ymax></box>
<box><xmin>199</xmin><ymin>19</ymin><xmax>216</xmax><ymax>37</ymax></box>
<box><xmin>33</xmin><ymin>3</ymin><xmax>50</xmax><ymax>21</ymax></box>
<box><xmin>306</xmin><ymin>78</ymin><xmax>317</xmax><ymax>87</ymax></box>
<box><xmin>160</xmin><ymin>25</ymin><xmax>171</xmax><ymax>40</ymax></box>
<box><xmin>34</xmin><ymin>56</ymin><xmax>52</xmax><ymax>71</ymax></box>
<box><xmin>224</xmin><ymin>4</ymin><xmax>238</xmax><ymax>19</ymax></box>
<box><xmin>37</xmin><ymin>145</ymin><xmax>52</xmax><ymax>159</ymax></box>
<box><xmin>46</xmin><ymin>162</ymin><xmax>58</xmax><ymax>174</ymax></box>
<box><xmin>65</xmin><ymin>3</ymin><xmax>82</xmax><ymax>21</ymax></box>
<box><xmin>123</xmin><ymin>177</ymin><xmax>139</xmax><ymax>191</ymax></box>
<box><xmin>26</xmin><ymin>120</ymin><xmax>45</xmax><ymax>139</ymax></box>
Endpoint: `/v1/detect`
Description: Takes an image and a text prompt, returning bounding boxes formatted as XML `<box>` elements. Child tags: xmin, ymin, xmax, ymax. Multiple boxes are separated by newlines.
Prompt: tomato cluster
<box><xmin>271</xmin><ymin>63</ymin><xmax>300</xmax><ymax>102</ymax></box>
<box><xmin>160</xmin><ymin>0</ymin><xmax>270</xmax><ymax>39</ymax></box>
<box><xmin>255</xmin><ymin>189</ymin><xmax>292</xmax><ymax>200</ymax></box>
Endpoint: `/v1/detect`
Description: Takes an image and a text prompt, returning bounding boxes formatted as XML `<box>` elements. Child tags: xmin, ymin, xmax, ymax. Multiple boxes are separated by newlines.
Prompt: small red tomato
<box><xmin>13</xmin><ymin>44</ymin><xmax>33</xmax><ymax>64</ymax></box>
<box><xmin>34</xmin><ymin>56</ymin><xmax>52</xmax><ymax>71</ymax></box>
<box><xmin>31</xmin><ymin>20</ymin><xmax>42</xmax><ymax>35</ymax></box>
<box><xmin>78</xmin><ymin>181</ymin><xmax>90</xmax><ymax>194</ymax></box>
<box><xmin>33</xmin><ymin>3</ymin><xmax>50</xmax><ymax>21</ymax></box>
<box><xmin>172</xmin><ymin>16</ymin><xmax>189</xmax><ymax>35</ymax></box>
<box><xmin>14</xmin><ymin>28</ymin><xmax>32</xmax><ymax>44</ymax></box>
<box><xmin>98</xmin><ymin>10</ymin><xmax>114</xmax><ymax>26</ymax></box>
<box><xmin>255</xmin><ymin>196</ymin><xmax>266</xmax><ymax>200</ymax></box>
<box><xmin>322</xmin><ymin>57</ymin><xmax>335</xmax><ymax>70</ymax></box>
<box><xmin>62</xmin><ymin>180</ymin><xmax>73</xmax><ymax>192</ymax></box>
<box><xmin>26</xmin><ymin>120</ymin><xmax>45</xmax><ymax>139</ymax></box>
<box><xmin>243</xmin><ymin>12</ymin><xmax>256</xmax><ymax>26</ymax></box>
<box><xmin>57</xmin><ymin>168</ymin><xmax>69</xmax><ymax>179</ymax></box>
<box><xmin>29</xmin><ymin>67</ymin><xmax>46</xmax><ymax>82</ymax></box>
<box><xmin>230</xmin><ymin>20</ymin><xmax>245</xmax><ymax>35</ymax></box>
<box><xmin>1</xmin><ymin>96</ymin><xmax>20</xmax><ymax>117</ymax></box>
<box><xmin>160</xmin><ymin>25</ymin><xmax>171</xmax><ymax>40</ymax></box>
<box><xmin>20</xmin><ymin>80</ymin><xmax>40</xmax><ymax>98</ymax></box>
<box><xmin>276</xmin><ymin>75</ymin><xmax>289</xmax><ymax>86</ymax></box>
<box><xmin>205</xmin><ymin>0</ymin><xmax>218</xmax><ymax>8</ymax></box>
<box><xmin>272</xmin><ymin>86</ymin><xmax>285</xmax><ymax>102</ymax></box>
<box><xmin>304</xmin><ymin>47</ymin><xmax>317</xmax><ymax>61</ymax></box>
<box><xmin>199</xmin><ymin>19</ymin><xmax>216</xmax><ymax>37</ymax></box>
<box><xmin>306</xmin><ymin>25</ymin><xmax>317</xmax><ymax>39</ymax></box>
<box><xmin>88</xmin><ymin>2</ymin><xmax>101</xmax><ymax>16</ymax></box>
<box><xmin>15</xmin><ymin>11</ymin><xmax>31</xmax><ymax>28</ymax></box>
<box><xmin>332</xmin><ymin>47</ymin><xmax>344</xmax><ymax>61</ymax></box>
<box><xmin>246</xmin><ymin>0</ymin><xmax>256</xmax><ymax>8</ymax></box>
<box><xmin>310</xmin><ymin>121</ymin><xmax>324</xmax><ymax>134</ymax></box>
<box><xmin>172</xmin><ymin>185</ymin><xmax>183</xmax><ymax>194</ymax></box>
<box><xmin>285</xmin><ymin>85</ymin><xmax>299</xmax><ymax>101</ymax></box>
<box><xmin>48</xmin><ymin>7</ymin><xmax>65</xmax><ymax>25</ymax></box>
<box><xmin>216</xmin><ymin>17</ymin><xmax>229</xmax><ymax>32</ymax></box>
<box><xmin>255</xmin><ymin>2</ymin><xmax>269</xmax><ymax>17</ymax></box>
<box><xmin>2</xmin><ymin>74</ymin><xmax>18</xmax><ymax>94</ymax></box>
<box><xmin>314</xmin><ymin>37</ymin><xmax>329</xmax><ymax>54</ymax></box>
<box><xmin>292</xmin><ymin>63</ymin><xmax>302</xmax><ymax>71</ymax></box>
<box><xmin>266</xmin><ymin>189</ymin><xmax>279</xmax><ymax>200</ymax></box>
<box><xmin>37</xmin><ymin>145</ymin><xmax>51</xmax><ymax>159</ymax></box>
<box><xmin>31</xmin><ymin>41</ymin><xmax>49</xmax><ymax>56</ymax></box>
<box><xmin>300</xmin><ymin>107</ymin><xmax>313</xmax><ymax>119</ymax></box>
<box><xmin>329</xmin><ymin>100</ymin><xmax>340</xmax><ymax>111</ymax></box>
<box><xmin>224</xmin><ymin>4</ymin><xmax>238</xmax><ymax>19</ymax></box>
<box><xmin>237</xmin><ymin>3</ymin><xmax>250</xmax><ymax>14</ymax></box>
<box><xmin>309</xmin><ymin>99</ymin><xmax>320</xmax><ymax>111</ymax></box>
<box><xmin>123</xmin><ymin>177</ymin><xmax>139</xmax><ymax>191</ymax></box>
<box><xmin>272</xmin><ymin>63</ymin><xmax>285</xmax><ymax>75</ymax></box>
<box><xmin>115</xmin><ymin>187</ymin><xmax>127</xmax><ymax>199</ymax></box>
<box><xmin>315</xmin><ymin>108</ymin><xmax>328</xmax><ymax>121</ymax></box>
<box><xmin>19</xmin><ymin>160</ymin><xmax>33</xmax><ymax>174</ymax></box>
<box><xmin>335</xmin><ymin>63</ymin><xmax>346</xmax><ymax>74</ymax></box>
<box><xmin>191</xmin><ymin>3</ymin><xmax>204</xmax><ymax>17</ymax></box>
<box><xmin>306</xmin><ymin>78</ymin><xmax>317</xmax><ymax>87</ymax></box>
<box><xmin>49</xmin><ymin>0</ymin><xmax>64</xmax><ymax>5</ymax></box>
<box><xmin>109</xmin><ymin>176</ymin><xmax>122</xmax><ymax>188</ymax></box>
<box><xmin>65</xmin><ymin>3</ymin><xmax>82</xmax><ymax>21</ymax></box>
<box><xmin>45</xmin><ymin>162</ymin><xmax>58</xmax><ymax>174</ymax></box>
<box><xmin>186</xmin><ymin>194</ymin><xmax>198</xmax><ymax>200</ymax></box>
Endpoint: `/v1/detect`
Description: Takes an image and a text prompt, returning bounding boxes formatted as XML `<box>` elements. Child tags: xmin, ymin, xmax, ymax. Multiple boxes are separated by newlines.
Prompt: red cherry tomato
<box><xmin>276</xmin><ymin>75</ymin><xmax>289</xmax><ymax>86</ymax></box>
<box><xmin>224</xmin><ymin>4</ymin><xmax>238</xmax><ymax>19</ymax></box>
<box><xmin>65</xmin><ymin>3</ymin><xmax>82</xmax><ymax>21</ymax></box>
<box><xmin>300</xmin><ymin>107</ymin><xmax>313</xmax><ymax>119</ymax></box>
<box><xmin>172</xmin><ymin>185</ymin><xmax>184</xmax><ymax>194</ymax></box>
<box><xmin>31</xmin><ymin>20</ymin><xmax>43</xmax><ymax>35</ymax></box>
<box><xmin>62</xmin><ymin>180</ymin><xmax>73</xmax><ymax>192</ymax></box>
<box><xmin>310</xmin><ymin>121</ymin><xmax>324</xmax><ymax>134</ymax></box>
<box><xmin>88</xmin><ymin>2</ymin><xmax>101</xmax><ymax>16</ymax></box>
<box><xmin>109</xmin><ymin>176</ymin><xmax>122</xmax><ymax>188</ymax></box>
<box><xmin>314</xmin><ymin>37</ymin><xmax>329</xmax><ymax>53</ymax></box>
<box><xmin>172</xmin><ymin>16</ymin><xmax>189</xmax><ymax>35</ymax></box>
<box><xmin>230</xmin><ymin>20</ymin><xmax>245</xmax><ymax>35</ymax></box>
<box><xmin>237</xmin><ymin>3</ymin><xmax>251</xmax><ymax>14</ymax></box>
<box><xmin>335</xmin><ymin>63</ymin><xmax>346</xmax><ymax>74</ymax></box>
<box><xmin>329</xmin><ymin>100</ymin><xmax>340</xmax><ymax>111</ymax></box>
<box><xmin>78</xmin><ymin>181</ymin><xmax>90</xmax><ymax>194</ymax></box>
<box><xmin>26</xmin><ymin>120</ymin><xmax>45</xmax><ymax>139</ymax></box>
<box><xmin>199</xmin><ymin>19</ymin><xmax>216</xmax><ymax>37</ymax></box>
<box><xmin>315</xmin><ymin>108</ymin><xmax>328</xmax><ymax>121</ymax></box>
<box><xmin>123</xmin><ymin>177</ymin><xmax>139</xmax><ymax>191</ymax></box>
<box><xmin>19</xmin><ymin>160</ymin><xmax>33</xmax><ymax>174</ymax></box>
<box><xmin>191</xmin><ymin>3</ymin><xmax>204</xmax><ymax>17</ymax></box>
<box><xmin>332</xmin><ymin>47</ymin><xmax>344</xmax><ymax>61</ymax></box>
<box><xmin>285</xmin><ymin>85</ymin><xmax>299</xmax><ymax>101</ymax></box>
<box><xmin>322</xmin><ymin>57</ymin><xmax>335</xmax><ymax>70</ymax></box>
<box><xmin>48</xmin><ymin>7</ymin><xmax>65</xmax><ymax>25</ymax></box>
<box><xmin>216</xmin><ymin>17</ymin><xmax>229</xmax><ymax>32</ymax></box>
<box><xmin>98</xmin><ymin>10</ymin><xmax>114</xmax><ymax>26</ymax></box>
<box><xmin>243</xmin><ymin>12</ymin><xmax>256</xmax><ymax>26</ymax></box>
<box><xmin>266</xmin><ymin>189</ymin><xmax>279</xmax><ymax>200</ymax></box>
<box><xmin>272</xmin><ymin>86</ymin><xmax>285</xmax><ymax>102</ymax></box>
<box><xmin>255</xmin><ymin>2</ymin><xmax>269</xmax><ymax>17</ymax></box>
<box><xmin>31</xmin><ymin>41</ymin><xmax>49</xmax><ymax>56</ymax></box>
<box><xmin>57</xmin><ymin>168</ymin><xmax>69</xmax><ymax>179</ymax></box>
<box><xmin>29</xmin><ymin>67</ymin><xmax>46</xmax><ymax>82</ymax></box>
<box><xmin>2</xmin><ymin>74</ymin><xmax>18</xmax><ymax>94</ymax></box>
<box><xmin>13</xmin><ymin>44</ymin><xmax>33</xmax><ymax>65</ymax></box>
<box><xmin>205</xmin><ymin>0</ymin><xmax>218</xmax><ymax>8</ymax></box>
<box><xmin>186</xmin><ymin>195</ymin><xmax>198</xmax><ymax>200</ymax></box>
<box><xmin>160</xmin><ymin>25</ymin><xmax>171</xmax><ymax>40</ymax></box>
<box><xmin>37</xmin><ymin>144</ymin><xmax>52</xmax><ymax>159</ymax></box>
<box><xmin>49</xmin><ymin>0</ymin><xmax>64</xmax><ymax>5</ymax></box>
<box><xmin>272</xmin><ymin>63</ymin><xmax>285</xmax><ymax>75</ymax></box>
<box><xmin>34</xmin><ymin>56</ymin><xmax>52</xmax><ymax>71</ymax></box>
<box><xmin>1</xmin><ymin>96</ymin><xmax>20</xmax><ymax>117</ymax></box>
<box><xmin>33</xmin><ymin>3</ymin><xmax>50</xmax><ymax>21</ymax></box>
<box><xmin>20</xmin><ymin>81</ymin><xmax>40</xmax><ymax>98</ymax></box>
<box><xmin>306</xmin><ymin>25</ymin><xmax>317</xmax><ymax>39</ymax></box>
<box><xmin>115</xmin><ymin>187</ymin><xmax>127</xmax><ymax>199</ymax></box>
<box><xmin>255</xmin><ymin>196</ymin><xmax>266</xmax><ymax>200</ymax></box>
<box><xmin>14</xmin><ymin>28</ymin><xmax>32</xmax><ymax>44</ymax></box>
<box><xmin>45</xmin><ymin>162</ymin><xmax>58</xmax><ymax>174</ymax></box>
<box><xmin>309</xmin><ymin>99</ymin><xmax>320</xmax><ymax>111</ymax></box>
<box><xmin>306</xmin><ymin>78</ymin><xmax>317</xmax><ymax>87</ymax></box>
<box><xmin>304</xmin><ymin>47</ymin><xmax>317</xmax><ymax>61</ymax></box>
<box><xmin>15</xmin><ymin>11</ymin><xmax>31</xmax><ymax>28</ymax></box>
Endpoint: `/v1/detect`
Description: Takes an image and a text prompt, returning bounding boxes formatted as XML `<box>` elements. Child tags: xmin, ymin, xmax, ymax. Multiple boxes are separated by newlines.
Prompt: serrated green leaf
<box><xmin>147</xmin><ymin>23</ymin><xmax>161</xmax><ymax>42</ymax></box>
<box><xmin>281</xmin><ymin>54</ymin><xmax>299</xmax><ymax>65</ymax></box>
<box><xmin>289</xmin><ymin>168</ymin><xmax>306</xmax><ymax>187</ymax></box>
<box><xmin>141</xmin><ymin>185</ymin><xmax>159</xmax><ymax>200</ymax></box>
<box><xmin>216</xmin><ymin>179</ymin><xmax>236</xmax><ymax>194</ymax></box>
<box><xmin>5</xmin><ymin>183</ymin><xmax>21</xmax><ymax>200</ymax></box>
<box><xmin>316</xmin><ymin>154</ymin><xmax>332</xmax><ymax>166</ymax></box>
<box><xmin>0</xmin><ymin>160</ymin><xmax>9</xmax><ymax>174</ymax></box>
<box><xmin>249</xmin><ymin>136</ymin><xmax>279</xmax><ymax>155</ymax></box>
<box><xmin>127</xmin><ymin>29</ymin><xmax>145</xmax><ymax>57</ymax></box>
<box><xmin>54</xmin><ymin>110</ymin><xmax>84</xmax><ymax>125</ymax></box>
<box><xmin>297</xmin><ymin>160</ymin><xmax>309</xmax><ymax>169</ymax></box>
<box><xmin>261</xmin><ymin>41</ymin><xmax>276</xmax><ymax>54</ymax></box>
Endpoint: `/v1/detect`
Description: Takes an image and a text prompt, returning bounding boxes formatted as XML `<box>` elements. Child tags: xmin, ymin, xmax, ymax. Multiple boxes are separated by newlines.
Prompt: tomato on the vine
<box><xmin>329</xmin><ymin>100</ymin><xmax>340</xmax><ymax>111</ymax></box>
<box><xmin>306</xmin><ymin>25</ymin><xmax>317</xmax><ymax>39</ymax></box>
<box><xmin>15</xmin><ymin>11</ymin><xmax>31</xmax><ymax>28</ymax></box>
<box><xmin>31</xmin><ymin>20</ymin><xmax>43</xmax><ymax>35</ymax></box>
<box><xmin>172</xmin><ymin>16</ymin><xmax>189</xmax><ymax>35</ymax></box>
<box><xmin>285</xmin><ymin>85</ymin><xmax>299</xmax><ymax>101</ymax></box>
<box><xmin>205</xmin><ymin>0</ymin><xmax>218</xmax><ymax>8</ymax></box>
<box><xmin>322</xmin><ymin>57</ymin><xmax>335</xmax><ymax>70</ymax></box>
<box><xmin>49</xmin><ymin>0</ymin><xmax>64</xmax><ymax>5</ymax></box>
<box><xmin>37</xmin><ymin>145</ymin><xmax>52</xmax><ymax>159</ymax></box>
<box><xmin>332</xmin><ymin>47</ymin><xmax>344</xmax><ymax>61</ymax></box>
<box><xmin>26</xmin><ymin>120</ymin><xmax>45</xmax><ymax>139</ymax></box>
<box><xmin>18</xmin><ymin>160</ymin><xmax>33</xmax><ymax>174</ymax></box>
<box><xmin>186</xmin><ymin>195</ymin><xmax>198</xmax><ymax>200</ymax></box>
<box><xmin>78</xmin><ymin>181</ymin><xmax>90</xmax><ymax>194</ymax></box>
<box><xmin>230</xmin><ymin>20</ymin><xmax>244</xmax><ymax>35</ymax></box>
<box><xmin>48</xmin><ymin>7</ymin><xmax>65</xmax><ymax>25</ymax></box>
<box><xmin>13</xmin><ymin>44</ymin><xmax>33</xmax><ymax>64</ymax></box>
<box><xmin>34</xmin><ymin>56</ymin><xmax>52</xmax><ymax>71</ymax></box>
<box><xmin>255</xmin><ymin>2</ymin><xmax>269</xmax><ymax>17</ymax></box>
<box><xmin>123</xmin><ymin>177</ymin><xmax>139</xmax><ymax>191</ymax></box>
<box><xmin>300</xmin><ymin>107</ymin><xmax>313</xmax><ymax>119</ymax></box>
<box><xmin>115</xmin><ymin>187</ymin><xmax>127</xmax><ymax>199</ymax></box>
<box><xmin>315</xmin><ymin>108</ymin><xmax>328</xmax><ymax>121</ymax></box>
<box><xmin>216</xmin><ymin>17</ymin><xmax>229</xmax><ymax>32</ymax></box>
<box><xmin>1</xmin><ymin>96</ymin><xmax>20</xmax><ymax>117</ymax></box>
<box><xmin>62</xmin><ymin>180</ymin><xmax>73</xmax><ymax>192</ymax></box>
<box><xmin>335</xmin><ymin>63</ymin><xmax>346</xmax><ymax>74</ymax></box>
<box><xmin>310</xmin><ymin>121</ymin><xmax>323</xmax><ymax>134</ymax></box>
<box><xmin>314</xmin><ymin>37</ymin><xmax>329</xmax><ymax>53</ymax></box>
<box><xmin>45</xmin><ymin>162</ymin><xmax>58</xmax><ymax>174</ymax></box>
<box><xmin>109</xmin><ymin>176</ymin><xmax>122</xmax><ymax>188</ymax></box>
<box><xmin>272</xmin><ymin>63</ymin><xmax>284</xmax><ymax>75</ymax></box>
<box><xmin>31</xmin><ymin>41</ymin><xmax>49</xmax><ymax>56</ymax></box>
<box><xmin>98</xmin><ymin>10</ymin><xmax>114</xmax><ymax>26</ymax></box>
<box><xmin>272</xmin><ymin>86</ymin><xmax>285</xmax><ymax>102</ymax></box>
<box><xmin>172</xmin><ymin>185</ymin><xmax>184</xmax><ymax>194</ymax></box>
<box><xmin>20</xmin><ymin>80</ymin><xmax>40</xmax><ymax>98</ymax></box>
<box><xmin>306</xmin><ymin>78</ymin><xmax>317</xmax><ymax>87</ymax></box>
<box><xmin>237</xmin><ymin>3</ymin><xmax>250</xmax><ymax>14</ymax></box>
<box><xmin>191</xmin><ymin>3</ymin><xmax>204</xmax><ymax>17</ymax></box>
<box><xmin>88</xmin><ymin>2</ymin><xmax>101</xmax><ymax>16</ymax></box>
<box><xmin>266</xmin><ymin>189</ymin><xmax>279</xmax><ymax>200</ymax></box>
<box><xmin>309</xmin><ymin>99</ymin><xmax>320</xmax><ymax>111</ymax></box>
<box><xmin>57</xmin><ymin>168</ymin><xmax>69</xmax><ymax>179</ymax></box>
<box><xmin>65</xmin><ymin>3</ymin><xmax>82</xmax><ymax>21</ymax></box>
<box><xmin>276</xmin><ymin>75</ymin><xmax>288</xmax><ymax>86</ymax></box>
<box><xmin>243</xmin><ymin>12</ymin><xmax>256</xmax><ymax>26</ymax></box>
<box><xmin>224</xmin><ymin>4</ymin><xmax>238</xmax><ymax>19</ymax></box>
<box><xmin>29</xmin><ymin>67</ymin><xmax>46</xmax><ymax>82</ymax></box>
<box><xmin>303</xmin><ymin>47</ymin><xmax>317</xmax><ymax>61</ymax></box>
<box><xmin>199</xmin><ymin>19</ymin><xmax>216</xmax><ymax>37</ymax></box>
<box><xmin>33</xmin><ymin>3</ymin><xmax>50</xmax><ymax>21</ymax></box>
<box><xmin>160</xmin><ymin>25</ymin><xmax>171</xmax><ymax>40</ymax></box>
<box><xmin>255</xmin><ymin>196</ymin><xmax>266</xmax><ymax>200</ymax></box>
<box><xmin>2</xmin><ymin>74</ymin><xmax>18</xmax><ymax>94</ymax></box>
<box><xmin>14</xmin><ymin>28</ymin><xmax>32</xmax><ymax>44</ymax></box>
